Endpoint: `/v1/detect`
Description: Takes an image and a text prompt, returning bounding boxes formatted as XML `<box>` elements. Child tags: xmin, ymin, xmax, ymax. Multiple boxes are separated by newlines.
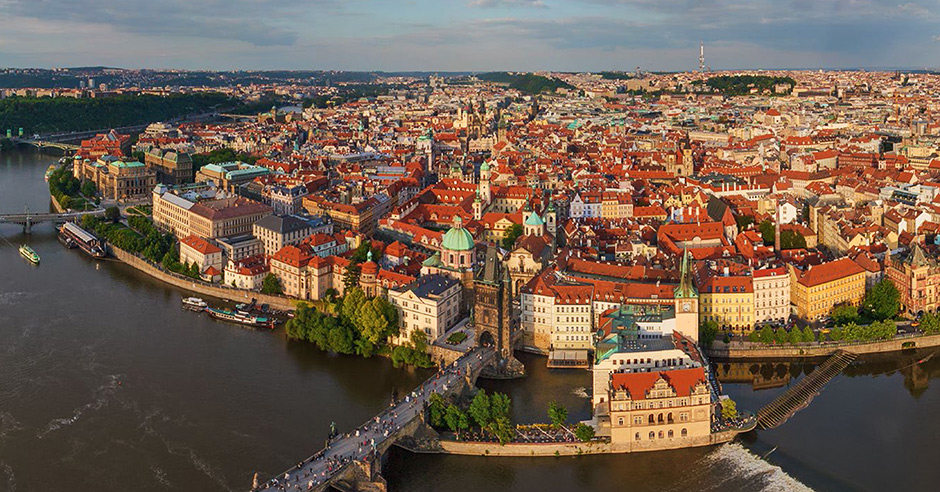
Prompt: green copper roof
<box><xmin>480</xmin><ymin>160</ymin><xmax>490</xmax><ymax>172</ymax></box>
<box><xmin>524</xmin><ymin>211</ymin><xmax>544</xmax><ymax>226</ymax></box>
<box><xmin>422</xmin><ymin>252</ymin><xmax>443</xmax><ymax>268</ymax></box>
<box><xmin>441</xmin><ymin>217</ymin><xmax>475</xmax><ymax>252</ymax></box>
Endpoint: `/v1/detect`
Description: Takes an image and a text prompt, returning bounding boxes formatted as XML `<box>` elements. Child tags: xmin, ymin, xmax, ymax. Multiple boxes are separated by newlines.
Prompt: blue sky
<box><xmin>0</xmin><ymin>0</ymin><xmax>938</xmax><ymax>71</ymax></box>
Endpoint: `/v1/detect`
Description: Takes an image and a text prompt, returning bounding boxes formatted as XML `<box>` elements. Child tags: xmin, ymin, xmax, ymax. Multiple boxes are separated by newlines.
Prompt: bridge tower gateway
<box><xmin>24</xmin><ymin>207</ymin><xmax>31</xmax><ymax>234</ymax></box>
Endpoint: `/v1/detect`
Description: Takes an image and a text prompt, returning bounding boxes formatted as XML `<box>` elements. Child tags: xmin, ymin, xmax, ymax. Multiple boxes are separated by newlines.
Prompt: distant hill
<box><xmin>476</xmin><ymin>72</ymin><xmax>575</xmax><ymax>95</ymax></box>
<box><xmin>703</xmin><ymin>75</ymin><xmax>796</xmax><ymax>95</ymax></box>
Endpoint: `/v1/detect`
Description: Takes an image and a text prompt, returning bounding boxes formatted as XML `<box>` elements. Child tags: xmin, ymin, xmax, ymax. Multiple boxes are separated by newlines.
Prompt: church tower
<box><xmin>473</xmin><ymin>192</ymin><xmax>483</xmax><ymax>221</ymax></box>
<box><xmin>479</xmin><ymin>160</ymin><xmax>492</xmax><ymax>205</ymax></box>
<box><xmin>673</xmin><ymin>248</ymin><xmax>699</xmax><ymax>343</ymax></box>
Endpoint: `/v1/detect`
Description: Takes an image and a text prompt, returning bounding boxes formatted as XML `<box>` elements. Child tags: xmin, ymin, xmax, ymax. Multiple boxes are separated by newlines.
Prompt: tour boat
<box><xmin>181</xmin><ymin>297</ymin><xmax>208</xmax><ymax>310</ymax></box>
<box><xmin>205</xmin><ymin>307</ymin><xmax>275</xmax><ymax>329</ymax></box>
<box><xmin>58</xmin><ymin>222</ymin><xmax>106</xmax><ymax>259</ymax></box>
<box><xmin>19</xmin><ymin>245</ymin><xmax>40</xmax><ymax>264</ymax></box>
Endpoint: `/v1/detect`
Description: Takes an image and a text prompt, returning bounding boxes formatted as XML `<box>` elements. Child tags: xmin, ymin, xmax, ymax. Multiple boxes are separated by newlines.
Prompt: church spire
<box><xmin>674</xmin><ymin>248</ymin><xmax>697</xmax><ymax>298</ymax></box>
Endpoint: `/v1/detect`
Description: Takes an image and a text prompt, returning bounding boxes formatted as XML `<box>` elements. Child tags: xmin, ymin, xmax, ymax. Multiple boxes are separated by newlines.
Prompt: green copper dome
<box><xmin>524</xmin><ymin>211</ymin><xmax>544</xmax><ymax>226</ymax></box>
<box><xmin>441</xmin><ymin>217</ymin><xmax>475</xmax><ymax>251</ymax></box>
<box><xmin>480</xmin><ymin>160</ymin><xmax>491</xmax><ymax>172</ymax></box>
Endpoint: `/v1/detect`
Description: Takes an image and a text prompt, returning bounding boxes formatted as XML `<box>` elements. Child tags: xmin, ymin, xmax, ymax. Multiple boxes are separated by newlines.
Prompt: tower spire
<box><xmin>699</xmin><ymin>41</ymin><xmax>705</xmax><ymax>73</ymax></box>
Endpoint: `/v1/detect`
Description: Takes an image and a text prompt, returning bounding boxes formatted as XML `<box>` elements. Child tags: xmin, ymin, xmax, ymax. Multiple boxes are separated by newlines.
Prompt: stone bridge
<box><xmin>0</xmin><ymin>209</ymin><xmax>105</xmax><ymax>233</ymax></box>
<box><xmin>252</xmin><ymin>347</ymin><xmax>497</xmax><ymax>492</ymax></box>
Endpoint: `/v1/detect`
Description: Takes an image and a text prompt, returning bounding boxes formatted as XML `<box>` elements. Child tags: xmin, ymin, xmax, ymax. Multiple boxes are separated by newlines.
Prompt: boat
<box><xmin>59</xmin><ymin>222</ymin><xmax>106</xmax><ymax>258</ymax></box>
<box><xmin>182</xmin><ymin>297</ymin><xmax>208</xmax><ymax>310</ymax></box>
<box><xmin>44</xmin><ymin>164</ymin><xmax>57</xmax><ymax>182</ymax></box>
<box><xmin>205</xmin><ymin>307</ymin><xmax>275</xmax><ymax>329</ymax></box>
<box><xmin>19</xmin><ymin>245</ymin><xmax>40</xmax><ymax>264</ymax></box>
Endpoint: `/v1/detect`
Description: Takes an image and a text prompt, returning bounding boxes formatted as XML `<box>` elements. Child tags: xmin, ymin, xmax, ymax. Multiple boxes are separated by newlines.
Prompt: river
<box><xmin>0</xmin><ymin>150</ymin><xmax>937</xmax><ymax>492</ymax></box>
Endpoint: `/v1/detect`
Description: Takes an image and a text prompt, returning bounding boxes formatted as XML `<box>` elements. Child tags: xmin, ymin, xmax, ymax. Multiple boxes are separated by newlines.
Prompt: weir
<box><xmin>756</xmin><ymin>350</ymin><xmax>857</xmax><ymax>429</ymax></box>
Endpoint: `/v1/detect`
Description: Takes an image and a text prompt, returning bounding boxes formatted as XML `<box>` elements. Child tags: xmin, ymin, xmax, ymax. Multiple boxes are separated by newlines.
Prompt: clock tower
<box><xmin>673</xmin><ymin>248</ymin><xmax>699</xmax><ymax>342</ymax></box>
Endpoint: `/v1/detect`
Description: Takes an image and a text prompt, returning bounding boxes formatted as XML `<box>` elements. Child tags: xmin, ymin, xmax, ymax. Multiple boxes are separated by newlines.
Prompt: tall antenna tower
<box><xmin>699</xmin><ymin>41</ymin><xmax>705</xmax><ymax>73</ymax></box>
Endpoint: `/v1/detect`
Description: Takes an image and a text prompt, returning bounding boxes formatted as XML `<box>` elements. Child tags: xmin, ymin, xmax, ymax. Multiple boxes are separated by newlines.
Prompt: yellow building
<box><xmin>694</xmin><ymin>260</ymin><xmax>756</xmax><ymax>333</ymax></box>
<box><xmin>790</xmin><ymin>258</ymin><xmax>866</xmax><ymax>321</ymax></box>
<box><xmin>608</xmin><ymin>367</ymin><xmax>712</xmax><ymax>449</ymax></box>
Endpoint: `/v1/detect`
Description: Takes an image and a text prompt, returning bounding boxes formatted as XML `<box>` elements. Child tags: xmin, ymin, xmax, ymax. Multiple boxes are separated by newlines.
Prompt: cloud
<box><xmin>469</xmin><ymin>0</ymin><xmax>547</xmax><ymax>7</ymax></box>
<box><xmin>0</xmin><ymin>0</ymin><xmax>337</xmax><ymax>46</ymax></box>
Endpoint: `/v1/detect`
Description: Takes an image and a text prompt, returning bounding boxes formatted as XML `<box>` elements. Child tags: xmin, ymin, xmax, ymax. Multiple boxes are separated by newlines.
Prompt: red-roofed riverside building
<box><xmin>789</xmin><ymin>257</ymin><xmax>866</xmax><ymax>321</ymax></box>
<box><xmin>607</xmin><ymin>367</ymin><xmax>712</xmax><ymax>448</ymax></box>
<box><xmin>179</xmin><ymin>234</ymin><xmax>223</xmax><ymax>279</ymax></box>
<box><xmin>224</xmin><ymin>254</ymin><xmax>269</xmax><ymax>290</ymax></box>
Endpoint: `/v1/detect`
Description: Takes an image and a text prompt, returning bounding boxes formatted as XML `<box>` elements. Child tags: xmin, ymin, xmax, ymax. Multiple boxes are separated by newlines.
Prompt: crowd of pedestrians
<box><xmin>257</xmin><ymin>349</ymin><xmax>491</xmax><ymax>491</ymax></box>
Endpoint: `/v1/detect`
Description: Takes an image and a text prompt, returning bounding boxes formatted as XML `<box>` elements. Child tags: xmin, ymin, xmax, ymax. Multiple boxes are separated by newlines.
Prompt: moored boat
<box><xmin>182</xmin><ymin>297</ymin><xmax>208</xmax><ymax>310</ymax></box>
<box><xmin>59</xmin><ymin>222</ymin><xmax>106</xmax><ymax>258</ymax></box>
<box><xmin>205</xmin><ymin>306</ymin><xmax>275</xmax><ymax>329</ymax></box>
<box><xmin>19</xmin><ymin>245</ymin><xmax>40</xmax><ymax>264</ymax></box>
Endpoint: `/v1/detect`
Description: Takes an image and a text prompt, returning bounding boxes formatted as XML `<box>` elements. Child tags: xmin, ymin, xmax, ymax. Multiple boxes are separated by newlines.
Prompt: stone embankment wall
<box><xmin>704</xmin><ymin>335</ymin><xmax>940</xmax><ymax>359</ymax></box>
<box><xmin>427</xmin><ymin>429</ymin><xmax>738</xmax><ymax>457</ymax></box>
<box><xmin>109</xmin><ymin>245</ymin><xmax>297</xmax><ymax>311</ymax></box>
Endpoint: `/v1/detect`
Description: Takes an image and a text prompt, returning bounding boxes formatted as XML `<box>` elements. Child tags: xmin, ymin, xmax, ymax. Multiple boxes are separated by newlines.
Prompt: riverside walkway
<box><xmin>255</xmin><ymin>347</ymin><xmax>496</xmax><ymax>492</ymax></box>
<box><xmin>756</xmin><ymin>349</ymin><xmax>857</xmax><ymax>429</ymax></box>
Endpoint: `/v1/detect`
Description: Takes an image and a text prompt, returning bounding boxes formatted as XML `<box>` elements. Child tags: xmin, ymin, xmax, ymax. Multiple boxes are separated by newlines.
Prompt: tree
<box><xmin>773</xmin><ymin>329</ymin><xmax>788</xmax><ymax>345</ymax></box>
<box><xmin>863</xmin><ymin>279</ymin><xmax>900</xmax><ymax>321</ymax></box>
<box><xmin>548</xmin><ymin>401</ymin><xmax>568</xmax><ymax>428</ymax></box>
<box><xmin>104</xmin><ymin>206</ymin><xmax>120</xmax><ymax>223</ymax></box>
<box><xmin>721</xmin><ymin>398</ymin><xmax>738</xmax><ymax>420</ymax></box>
<box><xmin>261</xmin><ymin>273</ymin><xmax>282</xmax><ymax>294</ymax></box>
<box><xmin>326</xmin><ymin>322</ymin><xmax>356</xmax><ymax>354</ymax></box>
<box><xmin>780</xmin><ymin>230</ymin><xmax>807</xmax><ymax>250</ymax></box>
<box><xmin>357</xmin><ymin>298</ymin><xmax>390</xmax><ymax>345</ymax></box>
<box><xmin>81</xmin><ymin>180</ymin><xmax>97</xmax><ymax>197</ymax></box>
<box><xmin>747</xmin><ymin>330</ymin><xmax>760</xmax><ymax>343</ymax></box>
<box><xmin>341</xmin><ymin>287</ymin><xmax>367</xmax><ymax>325</ymax></box>
<box><xmin>735</xmin><ymin>215</ymin><xmax>755</xmax><ymax>231</ymax></box>
<box><xmin>699</xmin><ymin>320</ymin><xmax>719</xmax><ymax>347</ymax></box>
<box><xmin>343</xmin><ymin>263</ymin><xmax>362</xmax><ymax>292</ymax></box>
<box><xmin>501</xmin><ymin>223</ymin><xmax>524</xmax><ymax>250</ymax></box>
<box><xmin>444</xmin><ymin>404</ymin><xmax>468</xmax><ymax>434</ymax></box>
<box><xmin>428</xmin><ymin>393</ymin><xmax>446</xmax><ymax>428</ymax></box>
<box><xmin>59</xmin><ymin>195</ymin><xmax>71</xmax><ymax>210</ymax></box>
<box><xmin>831</xmin><ymin>304</ymin><xmax>859</xmax><ymax>326</ymax></box>
<box><xmin>574</xmin><ymin>423</ymin><xmax>595</xmax><ymax>442</ymax></box>
<box><xmin>758</xmin><ymin>219</ymin><xmax>774</xmax><ymax>245</ymax></box>
<box><xmin>787</xmin><ymin>328</ymin><xmax>802</xmax><ymax>345</ymax></box>
<box><xmin>469</xmin><ymin>390</ymin><xmax>492</xmax><ymax>429</ymax></box>
<box><xmin>489</xmin><ymin>392</ymin><xmax>512</xmax><ymax>423</ymax></box>
<box><xmin>489</xmin><ymin>416</ymin><xmax>514</xmax><ymax>445</ymax></box>
<box><xmin>757</xmin><ymin>325</ymin><xmax>774</xmax><ymax>344</ymax></box>
<box><xmin>802</xmin><ymin>326</ymin><xmax>816</xmax><ymax>343</ymax></box>
<box><xmin>920</xmin><ymin>312</ymin><xmax>940</xmax><ymax>334</ymax></box>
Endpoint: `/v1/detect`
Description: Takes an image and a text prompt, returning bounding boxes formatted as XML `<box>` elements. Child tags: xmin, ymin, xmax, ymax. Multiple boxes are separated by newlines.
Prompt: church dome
<box><xmin>361</xmin><ymin>260</ymin><xmax>378</xmax><ymax>275</ymax></box>
<box><xmin>441</xmin><ymin>216</ymin><xmax>475</xmax><ymax>252</ymax></box>
<box><xmin>524</xmin><ymin>211</ymin><xmax>544</xmax><ymax>226</ymax></box>
<box><xmin>480</xmin><ymin>160</ymin><xmax>491</xmax><ymax>172</ymax></box>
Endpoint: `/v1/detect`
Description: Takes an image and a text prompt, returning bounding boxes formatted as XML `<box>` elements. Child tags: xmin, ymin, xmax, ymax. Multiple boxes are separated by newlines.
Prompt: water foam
<box><xmin>37</xmin><ymin>374</ymin><xmax>123</xmax><ymax>439</ymax></box>
<box><xmin>571</xmin><ymin>386</ymin><xmax>590</xmax><ymax>398</ymax></box>
<box><xmin>665</xmin><ymin>443</ymin><xmax>814</xmax><ymax>492</ymax></box>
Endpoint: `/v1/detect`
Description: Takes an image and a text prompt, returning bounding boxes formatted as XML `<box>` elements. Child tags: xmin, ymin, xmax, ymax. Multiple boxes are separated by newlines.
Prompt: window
<box><xmin>681</xmin><ymin>428</ymin><xmax>688</xmax><ymax>437</ymax></box>
<box><xmin>649</xmin><ymin>431</ymin><xmax>655</xmax><ymax>440</ymax></box>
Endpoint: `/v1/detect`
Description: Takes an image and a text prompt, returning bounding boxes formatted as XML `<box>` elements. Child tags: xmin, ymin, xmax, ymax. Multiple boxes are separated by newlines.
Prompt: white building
<box><xmin>389</xmin><ymin>274</ymin><xmax>461</xmax><ymax>345</ymax></box>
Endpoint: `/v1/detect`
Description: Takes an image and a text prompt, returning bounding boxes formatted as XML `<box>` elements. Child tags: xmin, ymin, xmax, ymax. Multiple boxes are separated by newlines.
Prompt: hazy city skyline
<box><xmin>1</xmin><ymin>0</ymin><xmax>940</xmax><ymax>71</ymax></box>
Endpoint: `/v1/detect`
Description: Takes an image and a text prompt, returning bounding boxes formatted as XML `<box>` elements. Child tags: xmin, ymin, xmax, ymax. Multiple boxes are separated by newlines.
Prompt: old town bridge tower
<box><xmin>473</xmin><ymin>244</ymin><xmax>514</xmax><ymax>360</ymax></box>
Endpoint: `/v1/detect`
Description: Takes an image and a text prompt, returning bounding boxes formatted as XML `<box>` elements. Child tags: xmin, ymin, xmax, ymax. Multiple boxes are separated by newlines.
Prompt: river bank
<box><xmin>704</xmin><ymin>332</ymin><xmax>940</xmax><ymax>360</ymax></box>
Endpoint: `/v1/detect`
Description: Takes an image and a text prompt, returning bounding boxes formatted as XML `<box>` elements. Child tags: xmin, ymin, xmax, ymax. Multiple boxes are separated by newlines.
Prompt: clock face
<box><xmin>682</xmin><ymin>302</ymin><xmax>691</xmax><ymax>312</ymax></box>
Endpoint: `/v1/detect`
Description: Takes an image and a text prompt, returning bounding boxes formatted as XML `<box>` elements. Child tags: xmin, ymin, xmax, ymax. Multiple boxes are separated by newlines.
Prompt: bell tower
<box><xmin>673</xmin><ymin>248</ymin><xmax>699</xmax><ymax>342</ymax></box>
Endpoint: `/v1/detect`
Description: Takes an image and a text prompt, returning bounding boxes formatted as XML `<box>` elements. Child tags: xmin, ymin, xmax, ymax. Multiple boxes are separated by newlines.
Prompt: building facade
<box><xmin>389</xmin><ymin>274</ymin><xmax>461</xmax><ymax>345</ymax></box>
<box><xmin>607</xmin><ymin>368</ymin><xmax>712</xmax><ymax>447</ymax></box>
<box><xmin>790</xmin><ymin>258</ymin><xmax>866</xmax><ymax>321</ymax></box>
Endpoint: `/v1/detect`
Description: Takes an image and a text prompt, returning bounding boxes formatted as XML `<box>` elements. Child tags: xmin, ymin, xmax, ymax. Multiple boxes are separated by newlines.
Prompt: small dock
<box><xmin>756</xmin><ymin>350</ymin><xmax>856</xmax><ymax>429</ymax></box>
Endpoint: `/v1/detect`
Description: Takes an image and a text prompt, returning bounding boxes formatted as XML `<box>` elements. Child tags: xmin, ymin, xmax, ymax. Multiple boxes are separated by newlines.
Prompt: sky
<box><xmin>0</xmin><ymin>0</ymin><xmax>939</xmax><ymax>71</ymax></box>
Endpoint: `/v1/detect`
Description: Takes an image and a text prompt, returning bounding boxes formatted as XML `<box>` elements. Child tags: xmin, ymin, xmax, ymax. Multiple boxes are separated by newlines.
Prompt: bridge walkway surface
<box><xmin>254</xmin><ymin>347</ymin><xmax>496</xmax><ymax>492</ymax></box>
<box><xmin>756</xmin><ymin>349</ymin><xmax>857</xmax><ymax>429</ymax></box>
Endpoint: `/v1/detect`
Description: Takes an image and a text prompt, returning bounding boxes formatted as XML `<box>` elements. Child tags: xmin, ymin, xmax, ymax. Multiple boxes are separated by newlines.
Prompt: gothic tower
<box><xmin>673</xmin><ymin>248</ymin><xmax>699</xmax><ymax>342</ymax></box>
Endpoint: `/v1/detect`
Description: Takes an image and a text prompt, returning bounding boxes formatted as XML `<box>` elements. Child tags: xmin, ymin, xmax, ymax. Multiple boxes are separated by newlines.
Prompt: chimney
<box><xmin>723</xmin><ymin>266</ymin><xmax>729</xmax><ymax>277</ymax></box>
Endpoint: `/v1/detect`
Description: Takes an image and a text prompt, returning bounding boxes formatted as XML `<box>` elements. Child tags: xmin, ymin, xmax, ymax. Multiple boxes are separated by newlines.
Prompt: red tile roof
<box><xmin>610</xmin><ymin>367</ymin><xmax>707</xmax><ymax>400</ymax></box>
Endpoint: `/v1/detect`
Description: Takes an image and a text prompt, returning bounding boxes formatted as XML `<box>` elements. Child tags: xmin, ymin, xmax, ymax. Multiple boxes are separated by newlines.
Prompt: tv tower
<box><xmin>699</xmin><ymin>41</ymin><xmax>705</xmax><ymax>73</ymax></box>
